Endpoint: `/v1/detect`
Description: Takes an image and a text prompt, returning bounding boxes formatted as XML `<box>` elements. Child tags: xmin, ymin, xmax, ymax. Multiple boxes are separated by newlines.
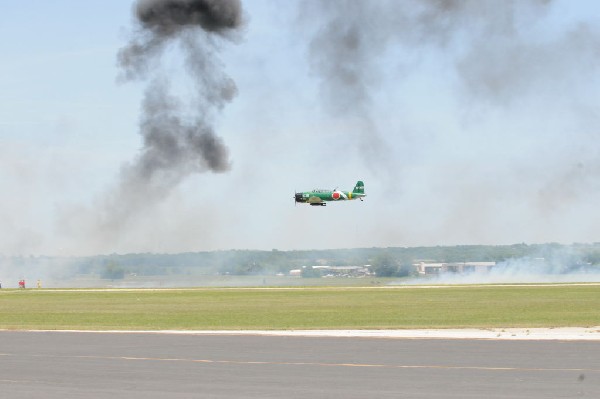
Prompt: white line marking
<box><xmin>3</xmin><ymin>327</ymin><xmax>600</xmax><ymax>340</ymax></box>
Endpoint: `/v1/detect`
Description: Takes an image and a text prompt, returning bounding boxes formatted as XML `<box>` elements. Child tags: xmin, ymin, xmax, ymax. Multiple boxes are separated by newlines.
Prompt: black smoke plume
<box><xmin>118</xmin><ymin>0</ymin><xmax>243</xmax><ymax>181</ymax></box>
<box><xmin>58</xmin><ymin>0</ymin><xmax>244</xmax><ymax>253</ymax></box>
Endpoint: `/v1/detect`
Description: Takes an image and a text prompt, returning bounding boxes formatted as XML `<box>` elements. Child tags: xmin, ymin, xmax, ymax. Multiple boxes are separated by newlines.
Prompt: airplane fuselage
<box><xmin>294</xmin><ymin>181</ymin><xmax>366</xmax><ymax>206</ymax></box>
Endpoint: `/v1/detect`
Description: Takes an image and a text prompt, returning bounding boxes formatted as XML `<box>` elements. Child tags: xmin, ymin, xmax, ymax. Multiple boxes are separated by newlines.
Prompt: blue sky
<box><xmin>1</xmin><ymin>0</ymin><xmax>600</xmax><ymax>256</ymax></box>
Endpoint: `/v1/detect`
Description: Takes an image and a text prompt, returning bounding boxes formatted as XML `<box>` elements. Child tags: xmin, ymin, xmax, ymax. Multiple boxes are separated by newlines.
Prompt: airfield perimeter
<box><xmin>0</xmin><ymin>282</ymin><xmax>599</xmax><ymax>334</ymax></box>
<box><xmin>1</xmin><ymin>283</ymin><xmax>599</xmax><ymax>398</ymax></box>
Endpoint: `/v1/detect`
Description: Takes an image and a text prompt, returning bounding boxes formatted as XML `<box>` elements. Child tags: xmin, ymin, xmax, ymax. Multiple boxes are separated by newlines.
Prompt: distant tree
<box><xmin>372</xmin><ymin>253</ymin><xmax>399</xmax><ymax>277</ymax></box>
<box><xmin>396</xmin><ymin>262</ymin><xmax>414</xmax><ymax>278</ymax></box>
<box><xmin>301</xmin><ymin>266</ymin><xmax>322</xmax><ymax>278</ymax></box>
<box><xmin>584</xmin><ymin>251</ymin><xmax>600</xmax><ymax>265</ymax></box>
<box><xmin>101</xmin><ymin>261</ymin><xmax>125</xmax><ymax>280</ymax></box>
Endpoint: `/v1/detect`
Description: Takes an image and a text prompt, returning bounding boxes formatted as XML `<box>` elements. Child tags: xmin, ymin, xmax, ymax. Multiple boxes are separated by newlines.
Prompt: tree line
<box><xmin>2</xmin><ymin>242</ymin><xmax>599</xmax><ymax>279</ymax></box>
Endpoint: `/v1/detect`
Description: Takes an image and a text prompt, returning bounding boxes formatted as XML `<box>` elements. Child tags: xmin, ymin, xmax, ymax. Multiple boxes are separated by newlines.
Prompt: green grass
<box><xmin>0</xmin><ymin>285</ymin><xmax>599</xmax><ymax>330</ymax></box>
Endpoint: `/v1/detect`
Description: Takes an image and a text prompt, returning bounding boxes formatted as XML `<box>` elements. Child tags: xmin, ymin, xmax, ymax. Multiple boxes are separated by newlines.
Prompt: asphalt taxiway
<box><xmin>0</xmin><ymin>331</ymin><xmax>599</xmax><ymax>398</ymax></box>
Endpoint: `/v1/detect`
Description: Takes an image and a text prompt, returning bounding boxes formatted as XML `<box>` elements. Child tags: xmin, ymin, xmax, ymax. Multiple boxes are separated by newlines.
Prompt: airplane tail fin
<box><xmin>352</xmin><ymin>181</ymin><xmax>364</xmax><ymax>194</ymax></box>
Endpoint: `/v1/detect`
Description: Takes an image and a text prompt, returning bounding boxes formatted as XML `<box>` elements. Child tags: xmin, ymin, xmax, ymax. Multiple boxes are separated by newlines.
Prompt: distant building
<box><xmin>296</xmin><ymin>265</ymin><xmax>372</xmax><ymax>278</ymax></box>
<box><xmin>415</xmin><ymin>261</ymin><xmax>496</xmax><ymax>275</ymax></box>
<box><xmin>319</xmin><ymin>266</ymin><xmax>371</xmax><ymax>277</ymax></box>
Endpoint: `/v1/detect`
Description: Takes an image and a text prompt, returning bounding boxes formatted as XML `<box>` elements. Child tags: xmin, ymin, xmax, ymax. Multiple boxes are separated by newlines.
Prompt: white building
<box><xmin>415</xmin><ymin>261</ymin><xmax>496</xmax><ymax>275</ymax></box>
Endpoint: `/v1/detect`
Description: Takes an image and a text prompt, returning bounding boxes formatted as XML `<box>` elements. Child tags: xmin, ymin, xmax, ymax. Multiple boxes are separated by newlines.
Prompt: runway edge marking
<box><xmin>4</xmin><ymin>327</ymin><xmax>600</xmax><ymax>341</ymax></box>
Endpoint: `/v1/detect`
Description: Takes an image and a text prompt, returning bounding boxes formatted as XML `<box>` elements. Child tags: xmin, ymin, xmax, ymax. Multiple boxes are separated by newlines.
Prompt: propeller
<box><xmin>294</xmin><ymin>190</ymin><xmax>302</xmax><ymax>206</ymax></box>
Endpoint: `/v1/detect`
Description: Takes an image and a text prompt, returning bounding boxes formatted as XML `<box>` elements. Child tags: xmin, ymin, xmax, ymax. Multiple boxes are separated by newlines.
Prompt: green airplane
<box><xmin>294</xmin><ymin>181</ymin><xmax>365</xmax><ymax>206</ymax></box>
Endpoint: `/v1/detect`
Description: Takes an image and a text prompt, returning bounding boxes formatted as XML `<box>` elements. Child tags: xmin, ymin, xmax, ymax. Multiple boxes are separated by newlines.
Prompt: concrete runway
<box><xmin>0</xmin><ymin>331</ymin><xmax>598</xmax><ymax>398</ymax></box>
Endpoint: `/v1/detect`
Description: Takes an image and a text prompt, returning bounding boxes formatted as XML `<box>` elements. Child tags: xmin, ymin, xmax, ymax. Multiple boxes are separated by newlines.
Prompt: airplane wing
<box><xmin>308</xmin><ymin>196</ymin><xmax>323</xmax><ymax>204</ymax></box>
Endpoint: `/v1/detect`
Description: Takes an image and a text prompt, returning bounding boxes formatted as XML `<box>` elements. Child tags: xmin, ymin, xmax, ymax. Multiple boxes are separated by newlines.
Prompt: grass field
<box><xmin>0</xmin><ymin>284</ymin><xmax>599</xmax><ymax>330</ymax></box>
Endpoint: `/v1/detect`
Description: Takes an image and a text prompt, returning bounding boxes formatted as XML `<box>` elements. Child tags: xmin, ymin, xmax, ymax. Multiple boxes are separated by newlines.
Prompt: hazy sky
<box><xmin>1</xmin><ymin>0</ymin><xmax>600</xmax><ymax>256</ymax></box>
